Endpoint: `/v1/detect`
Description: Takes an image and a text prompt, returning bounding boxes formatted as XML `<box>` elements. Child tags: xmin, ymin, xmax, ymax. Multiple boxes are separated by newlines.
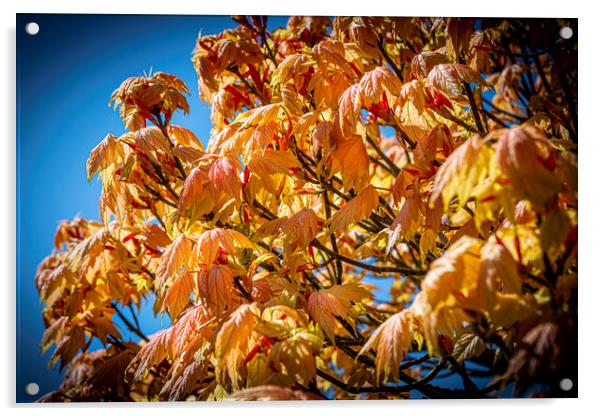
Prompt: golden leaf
<box><xmin>329</xmin><ymin>135</ymin><xmax>370</xmax><ymax>192</ymax></box>
<box><xmin>328</xmin><ymin>185</ymin><xmax>379</xmax><ymax>233</ymax></box>
<box><xmin>194</xmin><ymin>228</ymin><xmax>254</xmax><ymax>267</ymax></box>
<box><xmin>358</xmin><ymin>309</ymin><xmax>418</xmax><ymax>383</ymax></box>
<box><xmin>198</xmin><ymin>265</ymin><xmax>234</xmax><ymax>316</ymax></box>
<box><xmin>427</xmin><ymin>63</ymin><xmax>484</xmax><ymax>96</ymax></box>
<box><xmin>307</xmin><ymin>282</ymin><xmax>370</xmax><ymax>342</ymax></box>
<box><xmin>177</xmin><ymin>167</ymin><xmax>214</xmax><ymax>223</ymax></box>
<box><xmin>358</xmin><ymin>66</ymin><xmax>401</xmax><ymax>103</ymax></box>
<box><xmin>162</xmin><ymin>271</ymin><xmax>195</xmax><ymax>319</ymax></box>
<box><xmin>430</xmin><ymin>135</ymin><xmax>491</xmax><ymax>210</ymax></box>
<box><xmin>215</xmin><ymin>303</ymin><xmax>260</xmax><ymax>389</ymax></box>
<box><xmin>156</xmin><ymin>234</ymin><xmax>193</xmax><ymax>290</ymax></box>
<box><xmin>208</xmin><ymin>155</ymin><xmax>242</xmax><ymax>201</ymax></box>
<box><xmin>86</xmin><ymin>134</ymin><xmax>125</xmax><ymax>182</ymax></box>
<box><xmin>495</xmin><ymin>126</ymin><xmax>561</xmax><ymax>208</ymax></box>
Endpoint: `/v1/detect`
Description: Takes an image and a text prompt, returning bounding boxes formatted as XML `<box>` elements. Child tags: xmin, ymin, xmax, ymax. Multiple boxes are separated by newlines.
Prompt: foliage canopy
<box><xmin>35</xmin><ymin>16</ymin><xmax>577</xmax><ymax>401</ymax></box>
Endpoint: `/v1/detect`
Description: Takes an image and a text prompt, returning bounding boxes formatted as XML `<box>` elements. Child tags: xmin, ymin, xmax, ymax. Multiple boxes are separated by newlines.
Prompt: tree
<box><xmin>35</xmin><ymin>16</ymin><xmax>577</xmax><ymax>401</ymax></box>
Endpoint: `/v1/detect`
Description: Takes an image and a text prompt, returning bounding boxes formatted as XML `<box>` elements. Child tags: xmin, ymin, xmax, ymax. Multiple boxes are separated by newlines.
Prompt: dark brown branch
<box><xmin>463</xmin><ymin>82</ymin><xmax>487</xmax><ymax>136</ymax></box>
<box><xmin>323</xmin><ymin>191</ymin><xmax>343</xmax><ymax>285</ymax></box>
<box><xmin>112</xmin><ymin>302</ymin><xmax>149</xmax><ymax>342</ymax></box>
<box><xmin>317</xmin><ymin>359</ymin><xmax>445</xmax><ymax>396</ymax></box>
<box><xmin>376</xmin><ymin>36</ymin><xmax>405</xmax><ymax>83</ymax></box>
<box><xmin>310</xmin><ymin>239</ymin><xmax>424</xmax><ymax>280</ymax></box>
<box><xmin>365</xmin><ymin>134</ymin><xmax>401</xmax><ymax>175</ymax></box>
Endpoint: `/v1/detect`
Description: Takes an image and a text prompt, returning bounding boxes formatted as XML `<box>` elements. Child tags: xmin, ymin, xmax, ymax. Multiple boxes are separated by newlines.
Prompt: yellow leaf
<box><xmin>130</xmin><ymin>329</ymin><xmax>173</xmax><ymax>381</ymax></box>
<box><xmin>427</xmin><ymin>63</ymin><xmax>484</xmax><ymax>96</ymax></box>
<box><xmin>358</xmin><ymin>309</ymin><xmax>417</xmax><ymax>383</ymax></box>
<box><xmin>480</xmin><ymin>236</ymin><xmax>522</xmax><ymax>310</ymax></box>
<box><xmin>238</xmin><ymin>103</ymin><xmax>283</xmax><ymax>129</ymax></box>
<box><xmin>430</xmin><ymin>135</ymin><xmax>491</xmax><ymax>210</ymax></box>
<box><xmin>329</xmin><ymin>135</ymin><xmax>370</xmax><ymax>192</ymax></box>
<box><xmin>86</xmin><ymin>134</ymin><xmax>124</xmax><ymax>182</ymax></box>
<box><xmin>411</xmin><ymin>51</ymin><xmax>450</xmax><ymax>79</ymax></box>
<box><xmin>156</xmin><ymin>234</ymin><xmax>193</xmax><ymax>290</ymax></box>
<box><xmin>162</xmin><ymin>271</ymin><xmax>195</xmax><ymax>319</ymax></box>
<box><xmin>208</xmin><ymin>155</ymin><xmax>242</xmax><ymax>201</ymax></box>
<box><xmin>215</xmin><ymin>303</ymin><xmax>260</xmax><ymax>389</ymax></box>
<box><xmin>177</xmin><ymin>167</ymin><xmax>215</xmax><ymax>224</ymax></box>
<box><xmin>307</xmin><ymin>283</ymin><xmax>370</xmax><ymax>342</ymax></box>
<box><xmin>198</xmin><ymin>265</ymin><xmax>234</xmax><ymax>316</ymax></box>
<box><xmin>167</xmin><ymin>125</ymin><xmax>204</xmax><ymax>150</ymax></box>
<box><xmin>328</xmin><ymin>185</ymin><xmax>379</xmax><ymax>233</ymax></box>
<box><xmin>358</xmin><ymin>66</ymin><xmax>401</xmax><ymax>103</ymax></box>
<box><xmin>420</xmin><ymin>236</ymin><xmax>482</xmax><ymax>308</ymax></box>
<box><xmin>495</xmin><ymin>126</ymin><xmax>561</xmax><ymax>208</ymax></box>
<box><xmin>194</xmin><ymin>228</ymin><xmax>254</xmax><ymax>267</ymax></box>
<box><xmin>387</xmin><ymin>197</ymin><xmax>423</xmax><ymax>251</ymax></box>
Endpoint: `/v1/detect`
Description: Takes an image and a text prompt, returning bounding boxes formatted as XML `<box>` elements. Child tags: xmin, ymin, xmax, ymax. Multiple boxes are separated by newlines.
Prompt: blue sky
<box><xmin>16</xmin><ymin>13</ymin><xmax>289</xmax><ymax>402</ymax></box>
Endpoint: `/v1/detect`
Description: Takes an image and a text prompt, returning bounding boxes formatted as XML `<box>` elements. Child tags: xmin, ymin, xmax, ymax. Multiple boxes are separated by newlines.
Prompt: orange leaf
<box><xmin>194</xmin><ymin>228</ymin><xmax>254</xmax><ymax>267</ymax></box>
<box><xmin>86</xmin><ymin>134</ymin><xmax>124</xmax><ymax>181</ymax></box>
<box><xmin>358</xmin><ymin>309</ymin><xmax>418</xmax><ymax>383</ymax></box>
<box><xmin>215</xmin><ymin>303</ymin><xmax>260</xmax><ymax>388</ymax></box>
<box><xmin>328</xmin><ymin>185</ymin><xmax>379</xmax><ymax>233</ymax></box>
<box><xmin>156</xmin><ymin>234</ymin><xmax>193</xmax><ymax>290</ymax></box>
<box><xmin>329</xmin><ymin>135</ymin><xmax>370</xmax><ymax>192</ymax></box>
<box><xmin>427</xmin><ymin>63</ymin><xmax>484</xmax><ymax>96</ymax></box>
<box><xmin>307</xmin><ymin>283</ymin><xmax>370</xmax><ymax>342</ymax></box>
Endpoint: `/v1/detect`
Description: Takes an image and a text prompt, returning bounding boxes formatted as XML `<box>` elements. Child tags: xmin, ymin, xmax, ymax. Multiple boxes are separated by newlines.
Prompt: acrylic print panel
<box><xmin>16</xmin><ymin>14</ymin><xmax>578</xmax><ymax>403</ymax></box>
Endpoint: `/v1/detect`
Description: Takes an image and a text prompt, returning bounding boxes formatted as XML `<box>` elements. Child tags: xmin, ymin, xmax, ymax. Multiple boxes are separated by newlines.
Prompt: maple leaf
<box><xmin>452</xmin><ymin>332</ymin><xmax>485</xmax><ymax>363</ymax></box>
<box><xmin>68</xmin><ymin>227</ymin><xmax>110</xmax><ymax>269</ymax></box>
<box><xmin>336</xmin><ymin>84</ymin><xmax>361</xmax><ymax>137</ymax></box>
<box><xmin>479</xmin><ymin>236</ymin><xmax>522</xmax><ymax>310</ymax></box>
<box><xmin>198</xmin><ymin>264</ymin><xmax>234</xmax><ymax>316</ymax></box>
<box><xmin>387</xmin><ymin>196</ymin><xmax>423</xmax><ymax>252</ymax></box>
<box><xmin>55</xmin><ymin>326</ymin><xmax>86</xmax><ymax>370</ymax></box>
<box><xmin>176</xmin><ymin>166</ymin><xmax>215</xmax><ymax>224</ymax></box>
<box><xmin>166</xmin><ymin>125</ymin><xmax>204</xmax><ymax>150</ymax></box>
<box><xmin>271</xmin><ymin>54</ymin><xmax>310</xmax><ymax>86</ymax></box>
<box><xmin>269</xmin><ymin>330</ymin><xmax>322</xmax><ymax>386</ymax></box>
<box><xmin>110</xmin><ymin>72</ymin><xmax>189</xmax><ymax>130</ymax></box>
<box><xmin>208</xmin><ymin>155</ymin><xmax>242</xmax><ymax>201</ymax></box>
<box><xmin>86</xmin><ymin>134</ymin><xmax>125</xmax><ymax>182</ymax></box>
<box><xmin>194</xmin><ymin>228</ymin><xmax>254</xmax><ymax>267</ymax></box>
<box><xmin>328</xmin><ymin>185</ymin><xmax>379</xmax><ymax>233</ymax></box>
<box><xmin>495</xmin><ymin>125</ymin><xmax>561</xmax><ymax>208</ymax></box>
<box><xmin>130</xmin><ymin>329</ymin><xmax>173</xmax><ymax>381</ymax></box>
<box><xmin>247</xmin><ymin>149</ymin><xmax>301</xmax><ymax>195</ymax></box>
<box><xmin>427</xmin><ymin>63</ymin><xmax>485</xmax><ymax>96</ymax></box>
<box><xmin>358</xmin><ymin>66</ymin><xmax>401</xmax><ymax>104</ymax></box>
<box><xmin>359</xmin><ymin>309</ymin><xmax>419</xmax><ymax>383</ymax></box>
<box><xmin>328</xmin><ymin>135</ymin><xmax>370</xmax><ymax>192</ymax></box>
<box><xmin>215</xmin><ymin>303</ymin><xmax>260</xmax><ymax>389</ymax></box>
<box><xmin>398</xmin><ymin>79</ymin><xmax>427</xmax><ymax>114</ymax></box>
<box><xmin>258</xmin><ymin>208</ymin><xmax>321</xmax><ymax>255</ymax></box>
<box><xmin>307</xmin><ymin>282</ymin><xmax>370</xmax><ymax>342</ymax></box>
<box><xmin>420</xmin><ymin>236</ymin><xmax>482</xmax><ymax>307</ymax></box>
<box><xmin>411</xmin><ymin>51</ymin><xmax>450</xmax><ymax>79</ymax></box>
<box><xmin>156</xmin><ymin>234</ymin><xmax>193</xmax><ymax>290</ymax></box>
<box><xmin>161</xmin><ymin>271</ymin><xmax>195</xmax><ymax>319</ymax></box>
<box><xmin>238</xmin><ymin>103</ymin><xmax>283</xmax><ymax>129</ymax></box>
<box><xmin>430</xmin><ymin>135</ymin><xmax>491</xmax><ymax>210</ymax></box>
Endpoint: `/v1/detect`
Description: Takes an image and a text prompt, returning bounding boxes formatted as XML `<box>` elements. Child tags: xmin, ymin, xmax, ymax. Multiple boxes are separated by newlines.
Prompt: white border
<box><xmin>2</xmin><ymin>1</ymin><xmax>598</xmax><ymax>415</ymax></box>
